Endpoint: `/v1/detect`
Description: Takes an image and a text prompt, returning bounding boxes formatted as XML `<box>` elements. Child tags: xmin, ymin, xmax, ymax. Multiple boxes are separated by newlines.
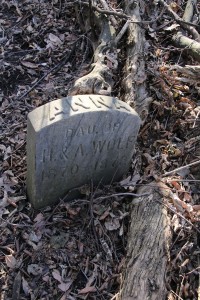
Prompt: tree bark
<box><xmin>69</xmin><ymin>7</ymin><xmax>118</xmax><ymax>96</ymax></box>
<box><xmin>119</xmin><ymin>183</ymin><xmax>171</xmax><ymax>300</ymax></box>
<box><xmin>122</xmin><ymin>0</ymin><xmax>152</xmax><ymax>123</ymax></box>
<box><xmin>71</xmin><ymin>2</ymin><xmax>172</xmax><ymax>299</ymax></box>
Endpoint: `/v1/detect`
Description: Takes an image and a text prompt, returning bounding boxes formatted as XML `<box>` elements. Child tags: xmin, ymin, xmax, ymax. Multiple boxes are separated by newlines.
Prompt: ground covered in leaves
<box><xmin>0</xmin><ymin>0</ymin><xmax>200</xmax><ymax>299</ymax></box>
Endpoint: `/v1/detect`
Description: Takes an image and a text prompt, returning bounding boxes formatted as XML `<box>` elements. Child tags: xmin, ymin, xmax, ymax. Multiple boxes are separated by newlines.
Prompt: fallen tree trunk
<box><xmin>70</xmin><ymin>1</ymin><xmax>171</xmax><ymax>299</ymax></box>
<box><xmin>119</xmin><ymin>2</ymin><xmax>171</xmax><ymax>298</ymax></box>
<box><xmin>119</xmin><ymin>183</ymin><xmax>171</xmax><ymax>300</ymax></box>
<box><xmin>122</xmin><ymin>1</ymin><xmax>152</xmax><ymax>122</ymax></box>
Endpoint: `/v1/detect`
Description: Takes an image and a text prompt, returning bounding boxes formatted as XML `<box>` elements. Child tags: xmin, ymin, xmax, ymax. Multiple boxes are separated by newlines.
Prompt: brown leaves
<box><xmin>52</xmin><ymin>270</ymin><xmax>72</xmax><ymax>292</ymax></box>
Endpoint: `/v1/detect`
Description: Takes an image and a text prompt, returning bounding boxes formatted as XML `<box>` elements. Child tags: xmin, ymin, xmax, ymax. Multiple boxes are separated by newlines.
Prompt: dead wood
<box><xmin>182</xmin><ymin>0</ymin><xmax>198</xmax><ymax>23</ymax></box>
<box><xmin>71</xmin><ymin>3</ymin><xmax>171</xmax><ymax>299</ymax></box>
<box><xmin>119</xmin><ymin>183</ymin><xmax>171</xmax><ymax>300</ymax></box>
<box><xmin>169</xmin><ymin>0</ymin><xmax>200</xmax><ymax>61</ymax></box>
<box><xmin>122</xmin><ymin>0</ymin><xmax>152</xmax><ymax>123</ymax></box>
<box><xmin>172</xmin><ymin>32</ymin><xmax>200</xmax><ymax>62</ymax></box>
<box><xmin>159</xmin><ymin>0</ymin><xmax>200</xmax><ymax>41</ymax></box>
<box><xmin>69</xmin><ymin>9</ymin><xmax>118</xmax><ymax>96</ymax></box>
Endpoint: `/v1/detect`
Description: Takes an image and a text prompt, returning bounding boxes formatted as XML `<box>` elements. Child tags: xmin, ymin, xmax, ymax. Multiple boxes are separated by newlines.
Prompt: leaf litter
<box><xmin>0</xmin><ymin>0</ymin><xmax>200</xmax><ymax>299</ymax></box>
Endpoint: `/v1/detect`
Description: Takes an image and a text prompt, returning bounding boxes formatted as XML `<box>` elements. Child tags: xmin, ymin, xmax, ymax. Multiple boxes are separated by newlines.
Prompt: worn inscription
<box><xmin>27</xmin><ymin>95</ymin><xmax>141</xmax><ymax>208</ymax></box>
<box><xmin>49</xmin><ymin>96</ymin><xmax>131</xmax><ymax>121</ymax></box>
<box><xmin>40</xmin><ymin>134</ymin><xmax>135</xmax><ymax>182</ymax></box>
<box><xmin>65</xmin><ymin>122</ymin><xmax>120</xmax><ymax>137</ymax></box>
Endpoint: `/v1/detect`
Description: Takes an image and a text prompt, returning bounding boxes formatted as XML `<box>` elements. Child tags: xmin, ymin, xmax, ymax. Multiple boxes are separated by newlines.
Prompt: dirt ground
<box><xmin>0</xmin><ymin>1</ymin><xmax>200</xmax><ymax>299</ymax></box>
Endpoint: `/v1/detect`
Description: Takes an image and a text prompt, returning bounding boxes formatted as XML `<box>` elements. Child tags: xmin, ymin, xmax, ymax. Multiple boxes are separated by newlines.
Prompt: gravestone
<box><xmin>27</xmin><ymin>95</ymin><xmax>141</xmax><ymax>209</ymax></box>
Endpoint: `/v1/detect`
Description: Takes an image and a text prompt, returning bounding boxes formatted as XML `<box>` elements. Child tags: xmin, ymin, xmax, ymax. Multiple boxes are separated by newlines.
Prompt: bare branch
<box><xmin>159</xmin><ymin>0</ymin><xmax>200</xmax><ymax>41</ymax></box>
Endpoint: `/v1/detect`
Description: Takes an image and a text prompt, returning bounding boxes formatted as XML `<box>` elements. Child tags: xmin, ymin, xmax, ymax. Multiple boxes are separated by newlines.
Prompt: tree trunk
<box><xmin>122</xmin><ymin>0</ymin><xmax>152</xmax><ymax>123</ymax></box>
<box><xmin>119</xmin><ymin>183</ymin><xmax>171</xmax><ymax>300</ymax></box>
<box><xmin>71</xmin><ymin>2</ymin><xmax>172</xmax><ymax>299</ymax></box>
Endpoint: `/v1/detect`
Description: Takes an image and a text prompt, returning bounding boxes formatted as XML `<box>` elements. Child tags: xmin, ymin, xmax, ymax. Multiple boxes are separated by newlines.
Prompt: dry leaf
<box><xmin>22</xmin><ymin>276</ymin><xmax>31</xmax><ymax>295</ymax></box>
<box><xmin>78</xmin><ymin>286</ymin><xmax>97</xmax><ymax>294</ymax></box>
<box><xmin>52</xmin><ymin>270</ymin><xmax>72</xmax><ymax>292</ymax></box>
<box><xmin>48</xmin><ymin>33</ymin><xmax>62</xmax><ymax>45</ymax></box>
<box><xmin>58</xmin><ymin>281</ymin><xmax>72</xmax><ymax>292</ymax></box>
<box><xmin>21</xmin><ymin>61</ymin><xmax>38</xmax><ymax>69</ymax></box>
<box><xmin>105</xmin><ymin>218</ymin><xmax>120</xmax><ymax>231</ymax></box>
<box><xmin>27</xmin><ymin>264</ymin><xmax>43</xmax><ymax>275</ymax></box>
<box><xmin>5</xmin><ymin>254</ymin><xmax>17</xmax><ymax>269</ymax></box>
<box><xmin>34</xmin><ymin>212</ymin><xmax>44</xmax><ymax>223</ymax></box>
<box><xmin>52</xmin><ymin>269</ymin><xmax>62</xmax><ymax>282</ymax></box>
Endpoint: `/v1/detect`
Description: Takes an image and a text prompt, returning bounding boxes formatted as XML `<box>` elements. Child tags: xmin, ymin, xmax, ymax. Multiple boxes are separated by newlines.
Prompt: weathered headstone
<box><xmin>27</xmin><ymin>95</ymin><xmax>141</xmax><ymax>209</ymax></box>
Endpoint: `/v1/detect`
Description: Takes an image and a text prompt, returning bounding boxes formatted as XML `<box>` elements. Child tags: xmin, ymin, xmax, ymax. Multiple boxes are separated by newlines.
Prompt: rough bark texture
<box><xmin>120</xmin><ymin>184</ymin><xmax>171</xmax><ymax>300</ymax></box>
<box><xmin>71</xmin><ymin>2</ymin><xmax>172</xmax><ymax>298</ymax></box>
<box><xmin>122</xmin><ymin>0</ymin><xmax>152</xmax><ymax>122</ymax></box>
<box><xmin>69</xmin><ymin>8</ymin><xmax>117</xmax><ymax>96</ymax></box>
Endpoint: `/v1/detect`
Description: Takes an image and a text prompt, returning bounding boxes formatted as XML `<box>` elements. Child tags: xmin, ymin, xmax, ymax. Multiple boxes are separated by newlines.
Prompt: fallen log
<box><xmin>119</xmin><ymin>2</ymin><xmax>171</xmax><ymax>298</ymax></box>
<box><xmin>70</xmin><ymin>2</ymin><xmax>171</xmax><ymax>299</ymax></box>
<box><xmin>119</xmin><ymin>183</ymin><xmax>171</xmax><ymax>300</ymax></box>
<box><xmin>122</xmin><ymin>1</ymin><xmax>152</xmax><ymax>123</ymax></box>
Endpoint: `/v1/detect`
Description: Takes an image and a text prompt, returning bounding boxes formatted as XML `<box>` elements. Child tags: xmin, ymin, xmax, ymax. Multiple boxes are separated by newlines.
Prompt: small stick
<box><xmin>159</xmin><ymin>0</ymin><xmax>200</xmax><ymax>41</ymax></box>
<box><xmin>94</xmin><ymin>192</ymin><xmax>150</xmax><ymax>202</ymax></box>
<box><xmin>162</xmin><ymin>160</ymin><xmax>200</xmax><ymax>177</ymax></box>
<box><xmin>115</xmin><ymin>20</ymin><xmax>130</xmax><ymax>44</ymax></box>
<box><xmin>99</xmin><ymin>0</ymin><xmax>118</xmax><ymax>27</ymax></box>
<box><xmin>157</xmin><ymin>200</ymin><xmax>200</xmax><ymax>234</ymax></box>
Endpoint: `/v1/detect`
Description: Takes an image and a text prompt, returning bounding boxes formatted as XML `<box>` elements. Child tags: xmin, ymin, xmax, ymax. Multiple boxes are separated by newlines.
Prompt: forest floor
<box><xmin>0</xmin><ymin>1</ymin><xmax>200</xmax><ymax>299</ymax></box>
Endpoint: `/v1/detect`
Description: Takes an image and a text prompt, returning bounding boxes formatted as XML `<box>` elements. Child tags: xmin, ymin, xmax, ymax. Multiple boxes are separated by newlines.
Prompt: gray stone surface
<box><xmin>27</xmin><ymin>95</ymin><xmax>141</xmax><ymax>209</ymax></box>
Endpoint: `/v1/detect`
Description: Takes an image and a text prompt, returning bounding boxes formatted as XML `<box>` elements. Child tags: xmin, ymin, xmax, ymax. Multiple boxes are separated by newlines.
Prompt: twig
<box><xmin>115</xmin><ymin>20</ymin><xmax>130</xmax><ymax>44</ymax></box>
<box><xmin>94</xmin><ymin>192</ymin><xmax>150</xmax><ymax>202</ymax></box>
<box><xmin>0</xmin><ymin>217</ymin><xmax>32</xmax><ymax>228</ymax></box>
<box><xmin>77</xmin><ymin>1</ymin><xmax>128</xmax><ymax>19</ymax></box>
<box><xmin>16</xmin><ymin>38</ymin><xmax>82</xmax><ymax>101</ymax></box>
<box><xmin>159</xmin><ymin>0</ymin><xmax>200</xmax><ymax>41</ymax></box>
<box><xmin>157</xmin><ymin>200</ymin><xmax>200</xmax><ymax>234</ymax></box>
<box><xmin>89</xmin><ymin>184</ymin><xmax>100</xmax><ymax>252</ymax></box>
<box><xmin>76</xmin><ymin>1</ymin><xmax>166</xmax><ymax>25</ymax></box>
<box><xmin>99</xmin><ymin>0</ymin><xmax>118</xmax><ymax>27</ymax></box>
<box><xmin>167</xmin><ymin>179</ymin><xmax>200</xmax><ymax>183</ymax></box>
<box><xmin>162</xmin><ymin>160</ymin><xmax>200</xmax><ymax>177</ymax></box>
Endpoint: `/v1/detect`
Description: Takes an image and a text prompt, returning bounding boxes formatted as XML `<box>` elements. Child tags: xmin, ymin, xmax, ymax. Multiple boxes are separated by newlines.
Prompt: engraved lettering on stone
<box><xmin>42</xmin><ymin>148</ymin><xmax>54</xmax><ymax>163</ymax></box>
<box><xmin>76</xmin><ymin>126</ymin><xmax>85</xmax><ymax>136</ymax></box>
<box><xmin>97</xmin><ymin>97</ymin><xmax>112</xmax><ymax>108</ymax></box>
<box><xmin>95</xmin><ymin>159</ymin><xmax>107</xmax><ymax>170</ymax></box>
<box><xmin>89</xmin><ymin>96</ymin><xmax>101</xmax><ymax>108</ymax></box>
<box><xmin>93</xmin><ymin>140</ymin><xmax>107</xmax><ymax>154</ymax></box>
<box><xmin>66</xmin><ymin>99</ymin><xmax>79</xmax><ymax>112</ymax></box>
<box><xmin>27</xmin><ymin>95</ymin><xmax>140</xmax><ymax>209</ymax></box>
<box><xmin>49</xmin><ymin>100</ymin><xmax>79</xmax><ymax>121</ymax></box>
<box><xmin>74</xmin><ymin>97</ymin><xmax>91</xmax><ymax>109</ymax></box>
<box><xmin>74</xmin><ymin>144</ymin><xmax>84</xmax><ymax>158</ymax></box>
<box><xmin>117</xmin><ymin>138</ymin><xmax>123</xmax><ymax>149</ymax></box>
<box><xmin>65</xmin><ymin>128</ymin><xmax>74</xmax><ymax>137</ymax></box>
<box><xmin>114</xmin><ymin>99</ymin><xmax>131</xmax><ymax>112</ymax></box>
